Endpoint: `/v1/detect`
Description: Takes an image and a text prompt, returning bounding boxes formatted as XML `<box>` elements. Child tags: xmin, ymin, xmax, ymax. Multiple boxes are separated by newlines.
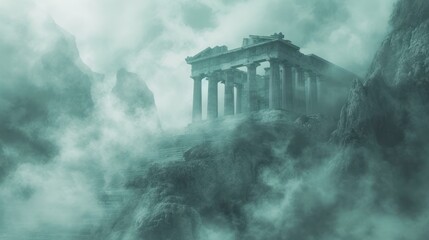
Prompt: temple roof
<box><xmin>186</xmin><ymin>33</ymin><xmax>298</xmax><ymax>63</ymax></box>
<box><xmin>242</xmin><ymin>32</ymin><xmax>285</xmax><ymax>47</ymax></box>
<box><xmin>190</xmin><ymin>45</ymin><xmax>228</xmax><ymax>60</ymax></box>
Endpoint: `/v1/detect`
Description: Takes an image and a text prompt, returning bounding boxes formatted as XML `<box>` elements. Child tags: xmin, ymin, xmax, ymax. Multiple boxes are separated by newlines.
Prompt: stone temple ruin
<box><xmin>186</xmin><ymin>33</ymin><xmax>358</xmax><ymax>122</ymax></box>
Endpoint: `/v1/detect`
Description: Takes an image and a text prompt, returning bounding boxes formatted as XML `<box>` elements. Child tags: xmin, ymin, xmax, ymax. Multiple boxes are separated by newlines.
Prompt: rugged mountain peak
<box><xmin>113</xmin><ymin>68</ymin><xmax>157</xmax><ymax>114</ymax></box>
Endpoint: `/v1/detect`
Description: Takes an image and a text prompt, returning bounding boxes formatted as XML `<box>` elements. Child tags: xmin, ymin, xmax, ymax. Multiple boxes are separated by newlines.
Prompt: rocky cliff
<box><xmin>334</xmin><ymin>0</ymin><xmax>429</xmax><ymax>147</ymax></box>
<box><xmin>0</xmin><ymin>17</ymin><xmax>97</xmax><ymax>182</ymax></box>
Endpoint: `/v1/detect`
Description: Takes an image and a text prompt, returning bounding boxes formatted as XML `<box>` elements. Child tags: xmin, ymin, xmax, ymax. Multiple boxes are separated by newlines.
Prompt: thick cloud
<box><xmin>181</xmin><ymin>2</ymin><xmax>216</xmax><ymax>30</ymax></box>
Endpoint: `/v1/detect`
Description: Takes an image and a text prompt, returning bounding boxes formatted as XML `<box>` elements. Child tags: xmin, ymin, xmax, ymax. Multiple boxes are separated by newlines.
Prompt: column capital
<box><xmin>224</xmin><ymin>68</ymin><xmax>236</xmax><ymax>77</ymax></box>
<box><xmin>246</xmin><ymin>62</ymin><xmax>260</xmax><ymax>68</ymax></box>
<box><xmin>224</xmin><ymin>69</ymin><xmax>235</xmax><ymax>83</ymax></box>
<box><xmin>207</xmin><ymin>71</ymin><xmax>221</xmax><ymax>81</ymax></box>
<box><xmin>234</xmin><ymin>82</ymin><xmax>243</xmax><ymax>87</ymax></box>
<box><xmin>281</xmin><ymin>60</ymin><xmax>293</xmax><ymax>67</ymax></box>
<box><xmin>308</xmin><ymin>71</ymin><xmax>318</xmax><ymax>78</ymax></box>
<box><xmin>318</xmin><ymin>74</ymin><xmax>327</xmax><ymax>81</ymax></box>
<box><xmin>268</xmin><ymin>58</ymin><xmax>281</xmax><ymax>64</ymax></box>
<box><xmin>264</xmin><ymin>67</ymin><xmax>270</xmax><ymax>76</ymax></box>
<box><xmin>191</xmin><ymin>75</ymin><xmax>204</xmax><ymax>81</ymax></box>
<box><xmin>295</xmin><ymin>66</ymin><xmax>307</xmax><ymax>73</ymax></box>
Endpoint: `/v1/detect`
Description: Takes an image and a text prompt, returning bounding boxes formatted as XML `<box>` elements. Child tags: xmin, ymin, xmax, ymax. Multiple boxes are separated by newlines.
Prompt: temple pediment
<box><xmin>186</xmin><ymin>45</ymin><xmax>228</xmax><ymax>62</ymax></box>
<box><xmin>186</xmin><ymin>33</ymin><xmax>302</xmax><ymax>65</ymax></box>
<box><xmin>242</xmin><ymin>32</ymin><xmax>285</xmax><ymax>47</ymax></box>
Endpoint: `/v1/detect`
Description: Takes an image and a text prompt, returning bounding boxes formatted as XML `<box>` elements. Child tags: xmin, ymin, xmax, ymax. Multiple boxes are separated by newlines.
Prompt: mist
<box><xmin>2</xmin><ymin>0</ymin><xmax>428</xmax><ymax>240</ymax></box>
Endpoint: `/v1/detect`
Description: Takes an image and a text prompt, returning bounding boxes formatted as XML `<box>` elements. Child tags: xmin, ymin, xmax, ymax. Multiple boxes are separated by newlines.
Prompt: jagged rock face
<box><xmin>334</xmin><ymin>0</ymin><xmax>429</xmax><ymax>146</ymax></box>
<box><xmin>0</xmin><ymin>18</ymin><xmax>96</xmax><ymax>180</ymax></box>
<box><xmin>113</xmin><ymin>68</ymin><xmax>156</xmax><ymax>114</ymax></box>
<box><xmin>390</xmin><ymin>0</ymin><xmax>429</xmax><ymax>30</ymax></box>
<box><xmin>330</xmin><ymin>5</ymin><xmax>429</xmax><ymax>236</ymax></box>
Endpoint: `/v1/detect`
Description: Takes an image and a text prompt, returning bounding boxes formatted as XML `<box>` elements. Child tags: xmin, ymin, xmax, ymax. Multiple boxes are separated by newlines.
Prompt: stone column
<box><xmin>296</xmin><ymin>67</ymin><xmax>307</xmax><ymax>113</ymax></box>
<box><xmin>192</xmin><ymin>75</ymin><xmax>203</xmax><ymax>122</ymax></box>
<box><xmin>264</xmin><ymin>68</ymin><xmax>270</xmax><ymax>109</ymax></box>
<box><xmin>281</xmin><ymin>62</ymin><xmax>293</xmax><ymax>111</ymax></box>
<box><xmin>308</xmin><ymin>71</ymin><xmax>318</xmax><ymax>114</ymax></box>
<box><xmin>207</xmin><ymin>73</ymin><xmax>219</xmax><ymax>119</ymax></box>
<box><xmin>236</xmin><ymin>84</ymin><xmax>243</xmax><ymax>114</ymax></box>
<box><xmin>224</xmin><ymin>70</ymin><xmax>235</xmax><ymax>116</ymax></box>
<box><xmin>246</xmin><ymin>63</ymin><xmax>259</xmax><ymax>112</ymax></box>
<box><xmin>317</xmin><ymin>75</ymin><xmax>323</xmax><ymax>106</ymax></box>
<box><xmin>269</xmin><ymin>59</ymin><xmax>281</xmax><ymax>109</ymax></box>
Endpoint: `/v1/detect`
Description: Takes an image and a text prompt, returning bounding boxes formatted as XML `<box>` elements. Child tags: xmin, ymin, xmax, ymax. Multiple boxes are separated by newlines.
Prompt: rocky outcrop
<box><xmin>113</xmin><ymin>68</ymin><xmax>157</xmax><ymax>114</ymax></box>
<box><xmin>333</xmin><ymin>0</ymin><xmax>429</xmax><ymax>146</ymax></box>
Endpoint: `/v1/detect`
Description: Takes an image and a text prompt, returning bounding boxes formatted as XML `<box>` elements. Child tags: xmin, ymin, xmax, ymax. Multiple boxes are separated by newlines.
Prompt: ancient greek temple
<box><xmin>186</xmin><ymin>33</ymin><xmax>357</xmax><ymax>122</ymax></box>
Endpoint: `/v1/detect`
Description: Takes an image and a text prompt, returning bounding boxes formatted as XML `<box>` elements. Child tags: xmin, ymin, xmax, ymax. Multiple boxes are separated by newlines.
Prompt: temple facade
<box><xmin>186</xmin><ymin>33</ymin><xmax>357</xmax><ymax>122</ymax></box>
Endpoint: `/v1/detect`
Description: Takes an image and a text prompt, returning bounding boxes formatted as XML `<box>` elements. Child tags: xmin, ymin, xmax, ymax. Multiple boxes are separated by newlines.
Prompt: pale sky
<box><xmin>2</xmin><ymin>0</ymin><xmax>397</xmax><ymax>129</ymax></box>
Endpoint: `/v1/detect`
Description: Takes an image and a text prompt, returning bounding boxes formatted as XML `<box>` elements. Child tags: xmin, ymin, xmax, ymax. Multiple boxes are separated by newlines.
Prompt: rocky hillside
<box><xmin>94</xmin><ymin>111</ymin><xmax>331</xmax><ymax>240</ymax></box>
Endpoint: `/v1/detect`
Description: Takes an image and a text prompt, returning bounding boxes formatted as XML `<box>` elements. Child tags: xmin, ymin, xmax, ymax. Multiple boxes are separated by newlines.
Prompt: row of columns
<box><xmin>192</xmin><ymin>72</ymin><xmax>243</xmax><ymax>121</ymax></box>
<box><xmin>192</xmin><ymin>59</ymin><xmax>319</xmax><ymax>122</ymax></box>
